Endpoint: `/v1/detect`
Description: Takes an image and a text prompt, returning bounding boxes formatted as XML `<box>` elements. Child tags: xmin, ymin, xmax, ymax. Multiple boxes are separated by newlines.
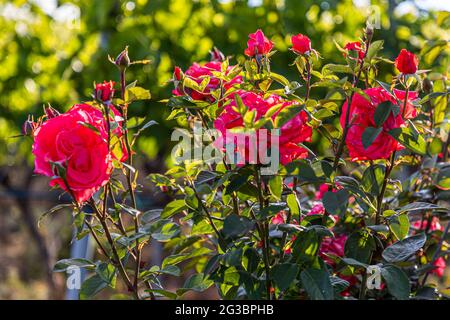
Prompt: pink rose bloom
<box><xmin>432</xmin><ymin>257</ymin><xmax>447</xmax><ymax>278</ymax></box>
<box><xmin>214</xmin><ymin>91</ymin><xmax>312</xmax><ymax>165</ymax></box>
<box><xmin>32</xmin><ymin>106</ymin><xmax>113</xmax><ymax>203</ymax></box>
<box><xmin>69</xmin><ymin>104</ymin><xmax>128</xmax><ymax>162</ymax></box>
<box><xmin>319</xmin><ymin>234</ymin><xmax>348</xmax><ymax>267</ymax></box>
<box><xmin>412</xmin><ymin>217</ymin><xmax>444</xmax><ymax>232</ymax></box>
<box><xmin>308</xmin><ymin>203</ymin><xmax>326</xmax><ymax>215</ymax></box>
<box><xmin>173</xmin><ymin>61</ymin><xmax>242</xmax><ymax>102</ymax></box>
<box><xmin>244</xmin><ymin>29</ymin><xmax>274</xmax><ymax>57</ymax></box>
<box><xmin>344</xmin><ymin>41</ymin><xmax>365</xmax><ymax>60</ymax></box>
<box><xmin>341</xmin><ymin>87</ymin><xmax>417</xmax><ymax>161</ymax></box>
<box><xmin>291</xmin><ymin>33</ymin><xmax>312</xmax><ymax>55</ymax></box>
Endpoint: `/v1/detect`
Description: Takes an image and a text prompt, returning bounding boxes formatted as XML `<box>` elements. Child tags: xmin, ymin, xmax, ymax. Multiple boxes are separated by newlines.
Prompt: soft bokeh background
<box><xmin>0</xmin><ymin>0</ymin><xmax>448</xmax><ymax>299</ymax></box>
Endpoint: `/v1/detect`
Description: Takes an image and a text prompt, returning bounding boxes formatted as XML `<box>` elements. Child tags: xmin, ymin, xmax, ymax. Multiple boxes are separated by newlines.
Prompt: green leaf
<box><xmin>161</xmin><ymin>199</ymin><xmax>187</xmax><ymax>219</ymax></box>
<box><xmin>79</xmin><ymin>274</ymin><xmax>109</xmax><ymax>300</ymax></box>
<box><xmin>436</xmin><ymin>165</ymin><xmax>450</xmax><ymax>190</ymax></box>
<box><xmin>300</xmin><ymin>268</ymin><xmax>334</xmax><ymax>300</ymax></box>
<box><xmin>361</xmin><ymin>164</ymin><xmax>385</xmax><ymax>196</ymax></box>
<box><xmin>388</xmin><ymin>127</ymin><xmax>427</xmax><ymax>155</ymax></box>
<box><xmin>344</xmin><ymin>231</ymin><xmax>376</xmax><ymax>264</ymax></box>
<box><xmin>322</xmin><ymin>64</ymin><xmax>353</xmax><ymax>74</ymax></box>
<box><xmin>268</xmin><ymin>175</ymin><xmax>282</xmax><ymax>200</ymax></box>
<box><xmin>374</xmin><ymin>101</ymin><xmax>394</xmax><ymax>127</ymax></box>
<box><xmin>382</xmin><ymin>233</ymin><xmax>426</xmax><ymax>263</ymax></box>
<box><xmin>167</xmin><ymin>96</ymin><xmax>201</xmax><ymax>109</ymax></box>
<box><xmin>151</xmin><ymin>221</ymin><xmax>180</xmax><ymax>241</ymax></box>
<box><xmin>53</xmin><ymin>258</ymin><xmax>95</xmax><ymax>272</ymax></box>
<box><xmin>96</xmin><ymin>263</ymin><xmax>117</xmax><ymax>288</ymax></box>
<box><xmin>286</xmin><ymin>193</ymin><xmax>300</xmax><ymax>216</ymax></box>
<box><xmin>177</xmin><ymin>273</ymin><xmax>213</xmax><ymax>296</ymax></box>
<box><xmin>366</xmin><ymin>40</ymin><xmax>384</xmax><ymax>61</ymax></box>
<box><xmin>397</xmin><ymin>202</ymin><xmax>448</xmax><ymax>213</ymax></box>
<box><xmin>272</xmin><ymin>263</ymin><xmax>300</xmax><ymax>291</ymax></box>
<box><xmin>388</xmin><ymin>213</ymin><xmax>410</xmax><ymax>240</ymax></box>
<box><xmin>222</xmin><ymin>214</ymin><xmax>254</xmax><ymax>239</ymax></box>
<box><xmin>322</xmin><ymin>189</ymin><xmax>349</xmax><ymax>216</ymax></box>
<box><xmin>380</xmin><ymin>265</ymin><xmax>410</xmax><ymax>300</ymax></box>
<box><xmin>146</xmin><ymin>289</ymin><xmax>177</xmax><ymax>299</ymax></box>
<box><xmin>38</xmin><ymin>204</ymin><xmax>73</xmax><ymax>227</ymax></box>
<box><xmin>362</xmin><ymin>127</ymin><xmax>382</xmax><ymax>149</ymax></box>
<box><xmin>125</xmin><ymin>86</ymin><xmax>151</xmax><ymax>102</ymax></box>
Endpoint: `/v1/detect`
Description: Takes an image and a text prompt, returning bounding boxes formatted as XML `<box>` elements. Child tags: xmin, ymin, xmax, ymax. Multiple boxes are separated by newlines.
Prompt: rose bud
<box><xmin>395</xmin><ymin>49</ymin><xmax>419</xmax><ymax>74</ymax></box>
<box><xmin>22</xmin><ymin>116</ymin><xmax>38</xmax><ymax>136</ymax></box>
<box><xmin>95</xmin><ymin>81</ymin><xmax>115</xmax><ymax>102</ymax></box>
<box><xmin>210</xmin><ymin>47</ymin><xmax>225</xmax><ymax>62</ymax></box>
<box><xmin>43</xmin><ymin>104</ymin><xmax>60</xmax><ymax>119</ymax></box>
<box><xmin>244</xmin><ymin>29</ymin><xmax>274</xmax><ymax>57</ymax></box>
<box><xmin>291</xmin><ymin>33</ymin><xmax>311</xmax><ymax>55</ymax></box>
<box><xmin>115</xmin><ymin>46</ymin><xmax>130</xmax><ymax>70</ymax></box>
<box><xmin>160</xmin><ymin>185</ymin><xmax>169</xmax><ymax>193</ymax></box>
<box><xmin>344</xmin><ymin>41</ymin><xmax>365</xmax><ymax>60</ymax></box>
<box><xmin>173</xmin><ymin>66</ymin><xmax>183</xmax><ymax>82</ymax></box>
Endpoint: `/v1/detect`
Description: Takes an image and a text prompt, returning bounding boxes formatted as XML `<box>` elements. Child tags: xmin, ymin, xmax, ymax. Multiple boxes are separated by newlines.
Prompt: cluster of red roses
<box><xmin>173</xmin><ymin>29</ymin><xmax>421</xmax><ymax>165</ymax></box>
<box><xmin>29</xmin><ymin>81</ymin><xmax>126</xmax><ymax>203</ymax></box>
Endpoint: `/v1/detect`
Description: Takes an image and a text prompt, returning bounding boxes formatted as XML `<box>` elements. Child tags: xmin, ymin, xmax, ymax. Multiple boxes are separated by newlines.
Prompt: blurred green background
<box><xmin>0</xmin><ymin>0</ymin><xmax>448</xmax><ymax>299</ymax></box>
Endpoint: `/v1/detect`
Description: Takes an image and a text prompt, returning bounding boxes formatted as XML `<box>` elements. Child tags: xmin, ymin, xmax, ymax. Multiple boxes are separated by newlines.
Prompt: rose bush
<box><xmin>27</xmin><ymin>23</ymin><xmax>449</xmax><ymax>300</ymax></box>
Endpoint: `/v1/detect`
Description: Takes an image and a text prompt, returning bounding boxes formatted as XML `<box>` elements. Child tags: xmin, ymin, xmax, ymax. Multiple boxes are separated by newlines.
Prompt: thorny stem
<box><xmin>255</xmin><ymin>166</ymin><xmax>272</xmax><ymax>300</ymax></box>
<box><xmin>119</xmin><ymin>67</ymin><xmax>154</xmax><ymax>300</ymax></box>
<box><xmin>332</xmin><ymin>30</ymin><xmax>373</xmax><ymax>172</ymax></box>
<box><xmin>89</xmin><ymin>199</ymin><xmax>139</xmax><ymax>300</ymax></box>
<box><xmin>375</xmin><ymin>87</ymin><xmax>409</xmax><ymax>224</ymax></box>
<box><xmin>305</xmin><ymin>59</ymin><xmax>311</xmax><ymax>100</ymax></box>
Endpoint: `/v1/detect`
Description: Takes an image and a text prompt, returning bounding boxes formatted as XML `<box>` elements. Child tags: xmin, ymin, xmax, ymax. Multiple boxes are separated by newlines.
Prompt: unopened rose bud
<box><xmin>210</xmin><ymin>47</ymin><xmax>225</xmax><ymax>62</ymax></box>
<box><xmin>173</xmin><ymin>66</ymin><xmax>183</xmax><ymax>82</ymax></box>
<box><xmin>395</xmin><ymin>49</ymin><xmax>418</xmax><ymax>75</ymax></box>
<box><xmin>115</xmin><ymin>46</ymin><xmax>130</xmax><ymax>70</ymax></box>
<box><xmin>43</xmin><ymin>104</ymin><xmax>60</xmax><ymax>119</ymax></box>
<box><xmin>94</xmin><ymin>80</ymin><xmax>115</xmax><ymax>102</ymax></box>
<box><xmin>160</xmin><ymin>185</ymin><xmax>169</xmax><ymax>193</ymax></box>
<box><xmin>22</xmin><ymin>116</ymin><xmax>37</xmax><ymax>136</ymax></box>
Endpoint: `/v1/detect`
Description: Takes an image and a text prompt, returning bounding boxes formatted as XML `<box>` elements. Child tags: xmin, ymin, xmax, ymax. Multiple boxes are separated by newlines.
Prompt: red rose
<box><xmin>319</xmin><ymin>234</ymin><xmax>348</xmax><ymax>267</ymax></box>
<box><xmin>68</xmin><ymin>103</ymin><xmax>128</xmax><ymax>162</ymax></box>
<box><xmin>291</xmin><ymin>33</ymin><xmax>312</xmax><ymax>54</ymax></box>
<box><xmin>432</xmin><ymin>257</ymin><xmax>447</xmax><ymax>278</ymax></box>
<box><xmin>244</xmin><ymin>29</ymin><xmax>274</xmax><ymax>57</ymax></box>
<box><xmin>173</xmin><ymin>61</ymin><xmax>242</xmax><ymax>102</ymax></box>
<box><xmin>173</xmin><ymin>66</ymin><xmax>182</xmax><ymax>81</ymax></box>
<box><xmin>395</xmin><ymin>49</ymin><xmax>419</xmax><ymax>74</ymax></box>
<box><xmin>95</xmin><ymin>81</ymin><xmax>115</xmax><ymax>102</ymax></box>
<box><xmin>340</xmin><ymin>87</ymin><xmax>418</xmax><ymax>161</ymax></box>
<box><xmin>213</xmin><ymin>91</ymin><xmax>312</xmax><ymax>165</ymax></box>
<box><xmin>32</xmin><ymin>106</ymin><xmax>113</xmax><ymax>203</ymax></box>
<box><xmin>344</xmin><ymin>41</ymin><xmax>365</xmax><ymax>60</ymax></box>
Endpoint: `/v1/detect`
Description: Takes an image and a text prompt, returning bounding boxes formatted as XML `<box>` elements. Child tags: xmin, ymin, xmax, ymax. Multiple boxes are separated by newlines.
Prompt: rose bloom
<box><xmin>344</xmin><ymin>41</ymin><xmax>365</xmax><ymax>60</ymax></box>
<box><xmin>291</xmin><ymin>33</ymin><xmax>311</xmax><ymax>55</ymax></box>
<box><xmin>412</xmin><ymin>217</ymin><xmax>443</xmax><ymax>232</ymax></box>
<box><xmin>214</xmin><ymin>91</ymin><xmax>312</xmax><ymax>165</ymax></box>
<box><xmin>395</xmin><ymin>49</ymin><xmax>419</xmax><ymax>74</ymax></box>
<box><xmin>95</xmin><ymin>80</ymin><xmax>115</xmax><ymax>102</ymax></box>
<box><xmin>244</xmin><ymin>29</ymin><xmax>274</xmax><ymax>57</ymax></box>
<box><xmin>341</xmin><ymin>87</ymin><xmax>418</xmax><ymax>161</ymax></box>
<box><xmin>319</xmin><ymin>234</ymin><xmax>348</xmax><ymax>267</ymax></box>
<box><xmin>32</xmin><ymin>105</ymin><xmax>117</xmax><ymax>203</ymax></box>
<box><xmin>173</xmin><ymin>61</ymin><xmax>242</xmax><ymax>102</ymax></box>
<box><xmin>69</xmin><ymin>104</ymin><xmax>128</xmax><ymax>162</ymax></box>
<box><xmin>432</xmin><ymin>257</ymin><xmax>447</xmax><ymax>278</ymax></box>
